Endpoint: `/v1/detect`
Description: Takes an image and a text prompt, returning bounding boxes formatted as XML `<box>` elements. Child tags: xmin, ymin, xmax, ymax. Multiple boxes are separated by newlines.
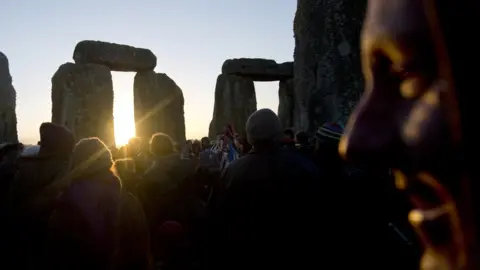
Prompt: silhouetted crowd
<box><xmin>0</xmin><ymin>108</ymin><xmax>422</xmax><ymax>270</ymax></box>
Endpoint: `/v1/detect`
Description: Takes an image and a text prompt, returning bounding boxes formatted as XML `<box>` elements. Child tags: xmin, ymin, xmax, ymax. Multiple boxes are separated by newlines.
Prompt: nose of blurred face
<box><xmin>339</xmin><ymin>86</ymin><xmax>403</xmax><ymax>167</ymax></box>
<box><xmin>342</xmin><ymin>0</ymin><xmax>468</xmax><ymax>268</ymax></box>
<box><xmin>340</xmin><ymin>0</ymin><xmax>433</xmax><ymax>168</ymax></box>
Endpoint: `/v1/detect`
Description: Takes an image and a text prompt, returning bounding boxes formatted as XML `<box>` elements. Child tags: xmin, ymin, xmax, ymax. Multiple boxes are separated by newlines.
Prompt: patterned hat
<box><xmin>316</xmin><ymin>122</ymin><xmax>344</xmax><ymax>141</ymax></box>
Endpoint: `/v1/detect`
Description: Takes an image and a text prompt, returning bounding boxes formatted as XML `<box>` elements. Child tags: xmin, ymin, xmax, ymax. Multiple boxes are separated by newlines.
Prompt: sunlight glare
<box><xmin>112</xmin><ymin>72</ymin><xmax>136</xmax><ymax>147</ymax></box>
<box><xmin>114</xmin><ymin>106</ymin><xmax>135</xmax><ymax>147</ymax></box>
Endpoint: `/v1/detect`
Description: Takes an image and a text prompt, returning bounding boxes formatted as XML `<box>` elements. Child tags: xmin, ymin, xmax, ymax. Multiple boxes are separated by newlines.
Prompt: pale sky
<box><xmin>1</xmin><ymin>0</ymin><xmax>296</xmax><ymax>146</ymax></box>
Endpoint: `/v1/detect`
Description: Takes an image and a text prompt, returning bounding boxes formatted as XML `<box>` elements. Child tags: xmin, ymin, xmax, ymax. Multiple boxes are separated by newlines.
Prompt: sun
<box><xmin>113</xmin><ymin>95</ymin><xmax>135</xmax><ymax>147</ymax></box>
<box><xmin>112</xmin><ymin>72</ymin><xmax>137</xmax><ymax>147</ymax></box>
<box><xmin>114</xmin><ymin>114</ymin><xmax>135</xmax><ymax>147</ymax></box>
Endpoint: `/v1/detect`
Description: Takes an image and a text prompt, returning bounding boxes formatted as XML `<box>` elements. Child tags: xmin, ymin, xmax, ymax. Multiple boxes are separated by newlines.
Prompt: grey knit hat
<box><xmin>245</xmin><ymin>108</ymin><xmax>283</xmax><ymax>145</ymax></box>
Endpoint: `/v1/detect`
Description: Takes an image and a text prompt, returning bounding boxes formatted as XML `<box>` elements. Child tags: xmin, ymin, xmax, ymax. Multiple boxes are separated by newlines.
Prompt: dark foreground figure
<box><xmin>341</xmin><ymin>0</ymin><xmax>480</xmax><ymax>269</ymax></box>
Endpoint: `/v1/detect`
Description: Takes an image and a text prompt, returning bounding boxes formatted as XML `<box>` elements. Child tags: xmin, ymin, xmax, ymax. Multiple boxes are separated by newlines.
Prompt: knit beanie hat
<box><xmin>70</xmin><ymin>137</ymin><xmax>113</xmax><ymax>176</ymax></box>
<box><xmin>316</xmin><ymin>122</ymin><xmax>344</xmax><ymax>142</ymax></box>
<box><xmin>38</xmin><ymin>122</ymin><xmax>75</xmax><ymax>157</ymax></box>
<box><xmin>246</xmin><ymin>109</ymin><xmax>283</xmax><ymax>145</ymax></box>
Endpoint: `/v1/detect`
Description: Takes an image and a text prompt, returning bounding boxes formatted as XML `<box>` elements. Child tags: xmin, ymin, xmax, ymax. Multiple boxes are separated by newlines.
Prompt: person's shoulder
<box><xmin>177</xmin><ymin>157</ymin><xmax>197</xmax><ymax>174</ymax></box>
<box><xmin>226</xmin><ymin>152</ymin><xmax>256</xmax><ymax>168</ymax></box>
<box><xmin>219</xmin><ymin>155</ymin><xmax>255</xmax><ymax>185</ymax></box>
<box><xmin>142</xmin><ymin>162</ymin><xmax>156</xmax><ymax>177</ymax></box>
<box><xmin>279</xmin><ymin>149</ymin><xmax>319</xmax><ymax>174</ymax></box>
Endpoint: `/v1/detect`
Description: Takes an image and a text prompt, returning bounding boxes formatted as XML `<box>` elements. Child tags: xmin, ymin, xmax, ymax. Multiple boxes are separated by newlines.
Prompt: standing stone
<box><xmin>278</xmin><ymin>79</ymin><xmax>294</xmax><ymax>129</ymax></box>
<box><xmin>51</xmin><ymin>62</ymin><xmax>115</xmax><ymax>147</ymax></box>
<box><xmin>293</xmin><ymin>0</ymin><xmax>366</xmax><ymax>132</ymax></box>
<box><xmin>0</xmin><ymin>52</ymin><xmax>18</xmax><ymax>143</ymax></box>
<box><xmin>209</xmin><ymin>74</ymin><xmax>256</xmax><ymax>138</ymax></box>
<box><xmin>134</xmin><ymin>71</ymin><xmax>186</xmax><ymax>145</ymax></box>
<box><xmin>73</xmin><ymin>40</ymin><xmax>157</xmax><ymax>72</ymax></box>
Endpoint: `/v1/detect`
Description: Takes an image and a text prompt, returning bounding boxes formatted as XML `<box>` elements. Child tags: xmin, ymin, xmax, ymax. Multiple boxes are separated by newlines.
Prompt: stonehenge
<box><xmin>209</xmin><ymin>0</ymin><xmax>366</xmax><ymax>135</ymax></box>
<box><xmin>52</xmin><ymin>63</ymin><xmax>115</xmax><ymax>147</ymax></box>
<box><xmin>2</xmin><ymin>1</ymin><xmax>368</xmax><ymax>145</ymax></box>
<box><xmin>0</xmin><ymin>52</ymin><xmax>18</xmax><ymax>143</ymax></box>
<box><xmin>51</xmin><ymin>40</ymin><xmax>185</xmax><ymax>147</ymax></box>
<box><xmin>209</xmin><ymin>58</ymin><xmax>294</xmax><ymax>138</ymax></box>
<box><xmin>209</xmin><ymin>74</ymin><xmax>257</xmax><ymax>137</ymax></box>
<box><xmin>293</xmin><ymin>0</ymin><xmax>366</xmax><ymax>132</ymax></box>
<box><xmin>213</xmin><ymin>0</ymin><xmax>367</xmax><ymax>138</ymax></box>
<box><xmin>134</xmin><ymin>71</ymin><xmax>186</xmax><ymax>145</ymax></box>
<box><xmin>60</xmin><ymin>0</ymin><xmax>366</xmax><ymax>142</ymax></box>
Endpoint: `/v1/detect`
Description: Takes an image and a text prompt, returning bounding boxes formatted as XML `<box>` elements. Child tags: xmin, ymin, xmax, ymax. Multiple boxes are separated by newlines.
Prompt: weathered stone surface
<box><xmin>73</xmin><ymin>40</ymin><xmax>157</xmax><ymax>72</ymax></box>
<box><xmin>209</xmin><ymin>74</ymin><xmax>257</xmax><ymax>138</ymax></box>
<box><xmin>222</xmin><ymin>58</ymin><xmax>293</xmax><ymax>81</ymax></box>
<box><xmin>51</xmin><ymin>62</ymin><xmax>115</xmax><ymax>147</ymax></box>
<box><xmin>278</xmin><ymin>79</ymin><xmax>294</xmax><ymax>129</ymax></box>
<box><xmin>0</xmin><ymin>52</ymin><xmax>18</xmax><ymax>143</ymax></box>
<box><xmin>134</xmin><ymin>71</ymin><xmax>186</xmax><ymax>145</ymax></box>
<box><xmin>293</xmin><ymin>0</ymin><xmax>366</xmax><ymax>132</ymax></box>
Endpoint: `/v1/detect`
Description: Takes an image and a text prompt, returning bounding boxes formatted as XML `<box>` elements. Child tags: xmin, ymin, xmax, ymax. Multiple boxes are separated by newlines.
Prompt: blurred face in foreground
<box><xmin>340</xmin><ymin>0</ymin><xmax>477</xmax><ymax>269</ymax></box>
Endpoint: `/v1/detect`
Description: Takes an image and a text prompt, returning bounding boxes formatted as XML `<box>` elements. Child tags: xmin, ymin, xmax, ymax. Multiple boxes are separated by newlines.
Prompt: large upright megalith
<box><xmin>278</xmin><ymin>79</ymin><xmax>294</xmax><ymax>129</ymax></box>
<box><xmin>0</xmin><ymin>52</ymin><xmax>18</xmax><ymax>143</ymax></box>
<box><xmin>134</xmin><ymin>71</ymin><xmax>186</xmax><ymax>144</ymax></box>
<box><xmin>51</xmin><ymin>62</ymin><xmax>115</xmax><ymax>147</ymax></box>
<box><xmin>293</xmin><ymin>0</ymin><xmax>366</xmax><ymax>131</ymax></box>
<box><xmin>209</xmin><ymin>74</ymin><xmax>257</xmax><ymax>138</ymax></box>
<box><xmin>73</xmin><ymin>40</ymin><xmax>157</xmax><ymax>72</ymax></box>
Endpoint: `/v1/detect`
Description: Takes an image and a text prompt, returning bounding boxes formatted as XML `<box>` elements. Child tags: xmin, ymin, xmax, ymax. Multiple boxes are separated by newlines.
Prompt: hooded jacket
<box><xmin>140</xmin><ymin>153</ymin><xmax>197</xmax><ymax>227</ymax></box>
<box><xmin>45</xmin><ymin>138</ymin><xmax>122</xmax><ymax>270</ymax></box>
